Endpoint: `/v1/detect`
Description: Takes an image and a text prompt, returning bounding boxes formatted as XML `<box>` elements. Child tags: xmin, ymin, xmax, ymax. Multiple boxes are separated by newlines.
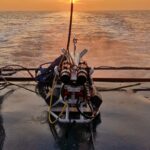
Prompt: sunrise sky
<box><xmin>0</xmin><ymin>0</ymin><xmax>150</xmax><ymax>11</ymax></box>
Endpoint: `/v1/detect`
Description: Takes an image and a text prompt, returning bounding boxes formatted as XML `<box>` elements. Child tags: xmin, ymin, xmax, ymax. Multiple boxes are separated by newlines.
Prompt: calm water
<box><xmin>0</xmin><ymin>11</ymin><xmax>150</xmax><ymax>150</ymax></box>
<box><xmin>0</xmin><ymin>11</ymin><xmax>150</xmax><ymax>77</ymax></box>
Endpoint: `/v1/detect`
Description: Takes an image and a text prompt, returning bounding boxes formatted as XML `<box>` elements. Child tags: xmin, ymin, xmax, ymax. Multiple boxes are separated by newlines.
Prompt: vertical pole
<box><xmin>66</xmin><ymin>0</ymin><xmax>74</xmax><ymax>52</ymax></box>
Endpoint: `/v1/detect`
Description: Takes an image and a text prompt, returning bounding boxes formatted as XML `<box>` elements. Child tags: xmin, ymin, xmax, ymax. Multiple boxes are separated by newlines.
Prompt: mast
<box><xmin>66</xmin><ymin>0</ymin><xmax>74</xmax><ymax>52</ymax></box>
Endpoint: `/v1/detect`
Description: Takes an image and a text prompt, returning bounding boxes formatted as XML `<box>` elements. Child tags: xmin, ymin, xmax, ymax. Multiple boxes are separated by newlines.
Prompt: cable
<box><xmin>48</xmin><ymin>54</ymin><xmax>68</xmax><ymax>124</ymax></box>
<box><xmin>67</xmin><ymin>0</ymin><xmax>74</xmax><ymax>52</ymax></box>
<box><xmin>76</xmin><ymin>99</ymin><xmax>95</xmax><ymax>119</ymax></box>
<box><xmin>39</xmin><ymin>62</ymin><xmax>51</xmax><ymax>67</ymax></box>
<box><xmin>96</xmin><ymin>83</ymin><xmax>141</xmax><ymax>92</ymax></box>
<box><xmin>94</xmin><ymin>66</ymin><xmax>150</xmax><ymax>70</ymax></box>
<box><xmin>0</xmin><ymin>66</ymin><xmax>17</xmax><ymax>76</ymax></box>
<box><xmin>65</xmin><ymin>0</ymin><xmax>75</xmax><ymax>66</ymax></box>
<box><xmin>48</xmin><ymin>0</ymin><xmax>75</xmax><ymax>125</ymax></box>
<box><xmin>0</xmin><ymin>83</ymin><xmax>10</xmax><ymax>90</ymax></box>
<box><xmin>0</xmin><ymin>74</ymin><xmax>37</xmax><ymax>93</ymax></box>
<box><xmin>90</xmin><ymin>123</ymin><xmax>96</xmax><ymax>150</ymax></box>
<box><xmin>0</xmin><ymin>64</ymin><xmax>37</xmax><ymax>93</ymax></box>
<box><xmin>0</xmin><ymin>65</ymin><xmax>35</xmax><ymax>80</ymax></box>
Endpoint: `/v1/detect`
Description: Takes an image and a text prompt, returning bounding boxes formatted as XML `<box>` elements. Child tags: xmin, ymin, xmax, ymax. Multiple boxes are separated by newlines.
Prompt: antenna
<box><xmin>66</xmin><ymin>0</ymin><xmax>74</xmax><ymax>52</ymax></box>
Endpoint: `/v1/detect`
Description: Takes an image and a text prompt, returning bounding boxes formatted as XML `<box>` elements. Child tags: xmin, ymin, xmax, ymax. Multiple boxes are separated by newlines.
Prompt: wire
<box><xmin>0</xmin><ymin>74</ymin><xmax>37</xmax><ymax>93</ymax></box>
<box><xmin>0</xmin><ymin>83</ymin><xmax>10</xmax><ymax>90</ymax></box>
<box><xmin>67</xmin><ymin>0</ymin><xmax>74</xmax><ymax>52</ymax></box>
<box><xmin>48</xmin><ymin>55</ymin><xmax>68</xmax><ymax>124</ymax></box>
<box><xmin>48</xmin><ymin>0</ymin><xmax>75</xmax><ymax>125</ymax></box>
<box><xmin>0</xmin><ymin>66</ymin><xmax>17</xmax><ymax>76</ymax></box>
<box><xmin>94</xmin><ymin>66</ymin><xmax>150</xmax><ymax>70</ymax></box>
<box><xmin>39</xmin><ymin>62</ymin><xmax>51</xmax><ymax>67</ymax></box>
<box><xmin>96</xmin><ymin>83</ymin><xmax>141</xmax><ymax>92</ymax></box>
<box><xmin>76</xmin><ymin>99</ymin><xmax>95</xmax><ymax>119</ymax></box>
<box><xmin>0</xmin><ymin>65</ymin><xmax>35</xmax><ymax>80</ymax></box>
<box><xmin>65</xmin><ymin>0</ymin><xmax>75</xmax><ymax>66</ymax></box>
<box><xmin>0</xmin><ymin>64</ymin><xmax>37</xmax><ymax>93</ymax></box>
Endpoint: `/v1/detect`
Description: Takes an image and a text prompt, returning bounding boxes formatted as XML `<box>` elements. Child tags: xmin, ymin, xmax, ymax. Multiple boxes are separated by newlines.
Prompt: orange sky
<box><xmin>0</xmin><ymin>0</ymin><xmax>150</xmax><ymax>11</ymax></box>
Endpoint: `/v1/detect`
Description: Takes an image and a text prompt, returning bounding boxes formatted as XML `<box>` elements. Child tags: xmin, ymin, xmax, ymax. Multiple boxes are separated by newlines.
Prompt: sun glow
<box><xmin>0</xmin><ymin>0</ymin><xmax>149</xmax><ymax>11</ymax></box>
<box><xmin>70</xmin><ymin>0</ymin><xmax>79</xmax><ymax>3</ymax></box>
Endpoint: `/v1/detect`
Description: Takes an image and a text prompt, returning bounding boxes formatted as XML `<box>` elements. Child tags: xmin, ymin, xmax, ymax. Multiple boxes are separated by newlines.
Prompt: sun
<box><xmin>74</xmin><ymin>0</ymin><xmax>79</xmax><ymax>3</ymax></box>
<box><xmin>70</xmin><ymin>0</ymin><xmax>79</xmax><ymax>3</ymax></box>
<box><xmin>59</xmin><ymin>0</ymin><xmax>79</xmax><ymax>4</ymax></box>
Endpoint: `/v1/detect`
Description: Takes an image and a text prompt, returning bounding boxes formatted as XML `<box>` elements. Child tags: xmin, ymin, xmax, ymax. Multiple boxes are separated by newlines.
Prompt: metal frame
<box><xmin>50</xmin><ymin>96</ymin><xmax>95</xmax><ymax>124</ymax></box>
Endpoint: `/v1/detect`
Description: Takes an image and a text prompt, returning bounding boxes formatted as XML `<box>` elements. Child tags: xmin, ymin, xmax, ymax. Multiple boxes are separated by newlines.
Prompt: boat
<box><xmin>1</xmin><ymin>1</ymin><xmax>150</xmax><ymax>150</ymax></box>
<box><xmin>35</xmin><ymin>34</ymin><xmax>102</xmax><ymax>149</ymax></box>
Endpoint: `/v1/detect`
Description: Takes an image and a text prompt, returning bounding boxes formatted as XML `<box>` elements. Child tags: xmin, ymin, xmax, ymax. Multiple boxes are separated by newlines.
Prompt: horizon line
<box><xmin>0</xmin><ymin>9</ymin><xmax>150</xmax><ymax>12</ymax></box>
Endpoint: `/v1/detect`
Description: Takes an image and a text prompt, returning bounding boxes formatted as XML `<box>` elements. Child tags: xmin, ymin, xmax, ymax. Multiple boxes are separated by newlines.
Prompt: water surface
<box><xmin>0</xmin><ymin>11</ymin><xmax>149</xmax><ymax>74</ymax></box>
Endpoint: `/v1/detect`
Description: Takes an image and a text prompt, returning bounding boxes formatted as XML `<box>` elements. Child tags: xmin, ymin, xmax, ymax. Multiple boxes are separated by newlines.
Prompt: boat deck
<box><xmin>0</xmin><ymin>82</ymin><xmax>150</xmax><ymax>150</ymax></box>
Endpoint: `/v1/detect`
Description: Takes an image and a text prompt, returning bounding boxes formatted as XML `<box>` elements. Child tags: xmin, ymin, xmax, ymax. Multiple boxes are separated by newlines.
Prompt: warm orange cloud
<box><xmin>0</xmin><ymin>0</ymin><xmax>149</xmax><ymax>11</ymax></box>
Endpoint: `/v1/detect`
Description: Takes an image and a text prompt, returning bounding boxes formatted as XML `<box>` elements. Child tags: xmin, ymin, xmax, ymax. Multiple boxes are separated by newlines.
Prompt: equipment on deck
<box><xmin>0</xmin><ymin>0</ymin><xmax>150</xmax><ymax>149</ymax></box>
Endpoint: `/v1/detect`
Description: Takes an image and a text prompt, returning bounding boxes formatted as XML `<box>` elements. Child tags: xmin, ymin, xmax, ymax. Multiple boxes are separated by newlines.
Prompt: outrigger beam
<box><xmin>1</xmin><ymin>67</ymin><xmax>150</xmax><ymax>82</ymax></box>
<box><xmin>1</xmin><ymin>67</ymin><xmax>150</xmax><ymax>72</ymax></box>
<box><xmin>1</xmin><ymin>77</ymin><xmax>150</xmax><ymax>82</ymax></box>
<box><xmin>0</xmin><ymin>77</ymin><xmax>35</xmax><ymax>82</ymax></box>
<box><xmin>94</xmin><ymin>67</ymin><xmax>150</xmax><ymax>70</ymax></box>
<box><xmin>93</xmin><ymin>78</ymin><xmax>150</xmax><ymax>82</ymax></box>
<box><xmin>0</xmin><ymin>68</ymin><xmax>37</xmax><ymax>72</ymax></box>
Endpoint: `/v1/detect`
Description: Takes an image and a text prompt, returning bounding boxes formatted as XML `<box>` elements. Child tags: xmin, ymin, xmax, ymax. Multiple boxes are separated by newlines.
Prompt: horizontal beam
<box><xmin>1</xmin><ymin>77</ymin><xmax>150</xmax><ymax>82</ymax></box>
<box><xmin>97</xmin><ymin>88</ymin><xmax>150</xmax><ymax>92</ymax></box>
<box><xmin>94</xmin><ymin>67</ymin><xmax>150</xmax><ymax>70</ymax></box>
<box><xmin>0</xmin><ymin>68</ymin><xmax>37</xmax><ymax>72</ymax></box>
<box><xmin>1</xmin><ymin>67</ymin><xmax>150</xmax><ymax>72</ymax></box>
<box><xmin>93</xmin><ymin>78</ymin><xmax>150</xmax><ymax>82</ymax></box>
<box><xmin>0</xmin><ymin>77</ymin><xmax>35</xmax><ymax>82</ymax></box>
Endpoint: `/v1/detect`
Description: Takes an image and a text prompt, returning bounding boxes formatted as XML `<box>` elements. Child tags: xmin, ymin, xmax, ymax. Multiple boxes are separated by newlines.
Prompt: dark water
<box><xmin>0</xmin><ymin>90</ymin><xmax>14</xmax><ymax>149</ymax></box>
<box><xmin>0</xmin><ymin>85</ymin><xmax>150</xmax><ymax>150</ymax></box>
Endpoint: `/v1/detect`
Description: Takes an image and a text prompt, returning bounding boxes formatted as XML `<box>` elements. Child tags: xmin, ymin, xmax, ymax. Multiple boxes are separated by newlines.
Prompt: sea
<box><xmin>0</xmin><ymin>11</ymin><xmax>150</xmax><ymax>150</ymax></box>
<box><xmin>0</xmin><ymin>11</ymin><xmax>150</xmax><ymax>76</ymax></box>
